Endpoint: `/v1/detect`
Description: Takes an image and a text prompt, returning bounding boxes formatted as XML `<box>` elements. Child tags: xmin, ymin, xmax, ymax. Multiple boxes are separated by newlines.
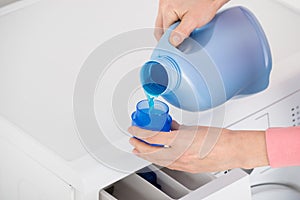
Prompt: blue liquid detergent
<box><xmin>146</xmin><ymin>94</ymin><xmax>154</xmax><ymax>111</ymax></box>
<box><xmin>131</xmin><ymin>103</ymin><xmax>172</xmax><ymax>132</ymax></box>
<box><xmin>140</xmin><ymin>6</ymin><xmax>272</xmax><ymax>111</ymax></box>
<box><xmin>143</xmin><ymin>83</ymin><xmax>167</xmax><ymax>98</ymax></box>
<box><xmin>143</xmin><ymin>83</ymin><xmax>167</xmax><ymax>111</ymax></box>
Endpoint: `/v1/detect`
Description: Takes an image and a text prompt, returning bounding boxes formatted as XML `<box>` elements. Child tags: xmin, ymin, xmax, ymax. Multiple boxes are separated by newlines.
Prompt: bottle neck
<box><xmin>140</xmin><ymin>56</ymin><xmax>180</xmax><ymax>97</ymax></box>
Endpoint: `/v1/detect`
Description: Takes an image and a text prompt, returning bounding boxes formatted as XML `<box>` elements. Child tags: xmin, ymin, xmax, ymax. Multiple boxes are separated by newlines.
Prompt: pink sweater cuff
<box><xmin>266</xmin><ymin>127</ymin><xmax>300</xmax><ymax>168</ymax></box>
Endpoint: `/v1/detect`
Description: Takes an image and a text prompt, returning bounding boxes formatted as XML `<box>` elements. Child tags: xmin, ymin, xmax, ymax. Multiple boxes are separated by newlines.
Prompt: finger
<box><xmin>169</xmin><ymin>16</ymin><xmax>197</xmax><ymax>46</ymax></box>
<box><xmin>165</xmin><ymin>161</ymin><xmax>181</xmax><ymax>171</ymax></box>
<box><xmin>128</xmin><ymin>126</ymin><xmax>176</xmax><ymax>145</ymax></box>
<box><xmin>154</xmin><ymin>10</ymin><xmax>164</xmax><ymax>41</ymax></box>
<box><xmin>131</xmin><ymin>147</ymin><xmax>153</xmax><ymax>162</ymax></box>
<box><xmin>128</xmin><ymin>126</ymin><xmax>162</xmax><ymax>139</ymax></box>
<box><xmin>132</xmin><ymin>148</ymin><xmax>140</xmax><ymax>154</ymax></box>
<box><xmin>162</xmin><ymin>9</ymin><xmax>179</xmax><ymax>31</ymax></box>
<box><xmin>167</xmin><ymin>162</ymin><xmax>199</xmax><ymax>173</ymax></box>
<box><xmin>131</xmin><ymin>143</ymin><xmax>176</xmax><ymax>167</ymax></box>
<box><xmin>132</xmin><ymin>148</ymin><xmax>159</xmax><ymax>165</ymax></box>
<box><xmin>129</xmin><ymin>137</ymin><xmax>161</xmax><ymax>154</ymax></box>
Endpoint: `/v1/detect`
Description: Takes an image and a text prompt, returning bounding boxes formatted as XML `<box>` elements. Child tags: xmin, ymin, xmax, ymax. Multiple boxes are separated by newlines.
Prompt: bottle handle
<box><xmin>154</xmin><ymin>22</ymin><xmax>183</xmax><ymax>57</ymax></box>
<box><xmin>155</xmin><ymin>22</ymin><xmax>218</xmax><ymax>74</ymax></box>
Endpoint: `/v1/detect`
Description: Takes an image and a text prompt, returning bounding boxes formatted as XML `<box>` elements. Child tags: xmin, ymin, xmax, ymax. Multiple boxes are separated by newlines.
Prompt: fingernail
<box><xmin>132</xmin><ymin>149</ymin><xmax>139</xmax><ymax>154</ymax></box>
<box><xmin>129</xmin><ymin>138</ymin><xmax>135</xmax><ymax>146</ymax></box>
<box><xmin>128</xmin><ymin>126</ymin><xmax>134</xmax><ymax>133</ymax></box>
<box><xmin>171</xmin><ymin>34</ymin><xmax>182</xmax><ymax>46</ymax></box>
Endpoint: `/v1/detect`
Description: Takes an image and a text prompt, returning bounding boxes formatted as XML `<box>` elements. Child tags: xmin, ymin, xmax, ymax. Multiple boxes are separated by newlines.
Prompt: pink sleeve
<box><xmin>266</xmin><ymin>127</ymin><xmax>300</xmax><ymax>167</ymax></box>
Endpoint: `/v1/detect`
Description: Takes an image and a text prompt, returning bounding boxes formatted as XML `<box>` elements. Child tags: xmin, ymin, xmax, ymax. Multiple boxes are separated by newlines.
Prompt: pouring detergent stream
<box><xmin>131</xmin><ymin>81</ymin><xmax>172</xmax><ymax>133</ymax></box>
<box><xmin>132</xmin><ymin>6</ymin><xmax>272</xmax><ymax>152</ymax></box>
<box><xmin>144</xmin><ymin>82</ymin><xmax>167</xmax><ymax>109</ymax></box>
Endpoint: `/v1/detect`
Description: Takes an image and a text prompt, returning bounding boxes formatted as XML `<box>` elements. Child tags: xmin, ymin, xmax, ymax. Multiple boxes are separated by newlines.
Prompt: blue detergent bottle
<box><xmin>140</xmin><ymin>6</ymin><xmax>272</xmax><ymax>111</ymax></box>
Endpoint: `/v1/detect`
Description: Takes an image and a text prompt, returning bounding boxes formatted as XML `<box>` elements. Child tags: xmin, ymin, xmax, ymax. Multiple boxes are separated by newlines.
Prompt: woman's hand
<box><xmin>154</xmin><ymin>0</ymin><xmax>230</xmax><ymax>46</ymax></box>
<box><xmin>128</xmin><ymin>121</ymin><xmax>269</xmax><ymax>173</ymax></box>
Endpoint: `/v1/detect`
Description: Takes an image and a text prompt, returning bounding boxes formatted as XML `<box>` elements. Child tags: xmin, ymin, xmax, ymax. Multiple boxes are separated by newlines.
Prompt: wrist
<box><xmin>235</xmin><ymin>130</ymin><xmax>269</xmax><ymax>169</ymax></box>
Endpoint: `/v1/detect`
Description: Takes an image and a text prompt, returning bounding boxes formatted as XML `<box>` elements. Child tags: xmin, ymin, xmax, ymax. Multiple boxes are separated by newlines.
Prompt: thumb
<box><xmin>169</xmin><ymin>17</ymin><xmax>196</xmax><ymax>46</ymax></box>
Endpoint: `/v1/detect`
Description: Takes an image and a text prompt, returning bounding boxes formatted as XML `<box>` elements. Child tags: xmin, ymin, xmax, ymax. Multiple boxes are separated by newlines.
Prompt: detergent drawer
<box><xmin>99</xmin><ymin>165</ymin><xmax>251</xmax><ymax>200</ymax></box>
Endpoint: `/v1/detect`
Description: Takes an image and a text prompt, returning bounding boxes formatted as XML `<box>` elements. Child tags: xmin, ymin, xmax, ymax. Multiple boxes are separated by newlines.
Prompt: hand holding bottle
<box><xmin>154</xmin><ymin>0</ymin><xmax>230</xmax><ymax>46</ymax></box>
